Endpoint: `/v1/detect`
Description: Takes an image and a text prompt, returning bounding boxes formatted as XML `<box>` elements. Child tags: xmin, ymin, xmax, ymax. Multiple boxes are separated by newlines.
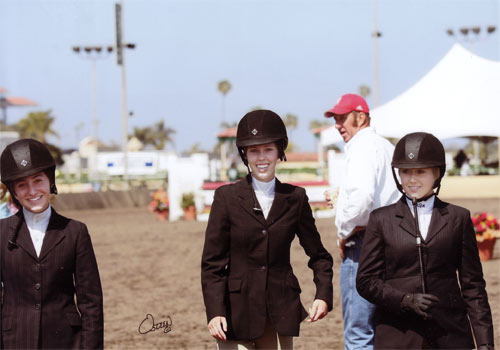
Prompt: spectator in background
<box><xmin>453</xmin><ymin>149</ymin><xmax>471</xmax><ymax>176</ymax></box>
<box><xmin>0</xmin><ymin>183</ymin><xmax>19</xmax><ymax>219</ymax></box>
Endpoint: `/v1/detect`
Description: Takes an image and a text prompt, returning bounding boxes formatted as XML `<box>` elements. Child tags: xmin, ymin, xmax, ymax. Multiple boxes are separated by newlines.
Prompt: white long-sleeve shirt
<box><xmin>405</xmin><ymin>195</ymin><xmax>435</xmax><ymax>240</ymax></box>
<box><xmin>252</xmin><ymin>177</ymin><xmax>276</xmax><ymax>219</ymax></box>
<box><xmin>23</xmin><ymin>205</ymin><xmax>52</xmax><ymax>257</ymax></box>
<box><xmin>335</xmin><ymin>127</ymin><xmax>400</xmax><ymax>240</ymax></box>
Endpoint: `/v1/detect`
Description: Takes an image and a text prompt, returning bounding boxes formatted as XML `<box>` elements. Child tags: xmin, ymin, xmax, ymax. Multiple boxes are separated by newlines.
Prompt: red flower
<box><xmin>471</xmin><ymin>212</ymin><xmax>499</xmax><ymax>235</ymax></box>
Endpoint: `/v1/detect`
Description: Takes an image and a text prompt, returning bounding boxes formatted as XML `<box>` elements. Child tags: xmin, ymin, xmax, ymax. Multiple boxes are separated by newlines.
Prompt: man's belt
<box><xmin>345</xmin><ymin>226</ymin><xmax>366</xmax><ymax>247</ymax></box>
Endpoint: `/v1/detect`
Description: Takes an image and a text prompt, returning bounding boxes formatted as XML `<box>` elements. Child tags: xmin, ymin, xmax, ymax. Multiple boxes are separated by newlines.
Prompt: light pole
<box><xmin>72</xmin><ymin>45</ymin><xmax>113</xmax><ymax>183</ymax></box>
<box><xmin>115</xmin><ymin>1</ymin><xmax>136</xmax><ymax>188</ymax></box>
<box><xmin>372</xmin><ymin>0</ymin><xmax>382</xmax><ymax>107</ymax></box>
<box><xmin>217</xmin><ymin>80</ymin><xmax>231</xmax><ymax>125</ymax></box>
<box><xmin>75</xmin><ymin>122</ymin><xmax>85</xmax><ymax>181</ymax></box>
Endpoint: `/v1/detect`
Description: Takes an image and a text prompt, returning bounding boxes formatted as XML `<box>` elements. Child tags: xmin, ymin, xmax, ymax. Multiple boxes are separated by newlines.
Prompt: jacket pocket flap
<box><xmin>228</xmin><ymin>279</ymin><xmax>242</xmax><ymax>292</ymax></box>
<box><xmin>65</xmin><ymin>312</ymin><xmax>82</xmax><ymax>326</ymax></box>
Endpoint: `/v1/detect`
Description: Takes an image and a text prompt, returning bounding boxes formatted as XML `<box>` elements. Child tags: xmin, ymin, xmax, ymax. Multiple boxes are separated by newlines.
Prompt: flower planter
<box><xmin>156</xmin><ymin>210</ymin><xmax>169</xmax><ymax>221</ymax></box>
<box><xmin>477</xmin><ymin>237</ymin><xmax>496</xmax><ymax>262</ymax></box>
<box><xmin>183</xmin><ymin>205</ymin><xmax>197</xmax><ymax>221</ymax></box>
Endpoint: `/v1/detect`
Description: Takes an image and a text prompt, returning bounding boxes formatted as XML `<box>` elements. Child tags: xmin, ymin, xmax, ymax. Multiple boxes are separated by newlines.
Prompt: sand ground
<box><xmin>60</xmin><ymin>206</ymin><xmax>500</xmax><ymax>350</ymax></box>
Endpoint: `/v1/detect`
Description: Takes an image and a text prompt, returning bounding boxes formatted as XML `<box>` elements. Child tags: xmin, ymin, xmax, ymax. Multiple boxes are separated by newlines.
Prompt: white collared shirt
<box><xmin>335</xmin><ymin>127</ymin><xmax>400</xmax><ymax>240</ymax></box>
<box><xmin>23</xmin><ymin>206</ymin><xmax>52</xmax><ymax>257</ymax></box>
<box><xmin>405</xmin><ymin>195</ymin><xmax>435</xmax><ymax>240</ymax></box>
<box><xmin>252</xmin><ymin>176</ymin><xmax>276</xmax><ymax>220</ymax></box>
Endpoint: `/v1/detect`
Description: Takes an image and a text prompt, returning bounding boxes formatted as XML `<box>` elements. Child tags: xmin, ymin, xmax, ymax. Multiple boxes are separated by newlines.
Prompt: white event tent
<box><xmin>320</xmin><ymin>43</ymin><xmax>500</xmax><ymax>146</ymax></box>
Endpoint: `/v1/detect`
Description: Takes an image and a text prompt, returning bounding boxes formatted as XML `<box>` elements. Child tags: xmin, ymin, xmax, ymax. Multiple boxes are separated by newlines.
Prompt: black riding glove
<box><xmin>401</xmin><ymin>293</ymin><xmax>439</xmax><ymax>319</ymax></box>
<box><xmin>477</xmin><ymin>345</ymin><xmax>495</xmax><ymax>350</ymax></box>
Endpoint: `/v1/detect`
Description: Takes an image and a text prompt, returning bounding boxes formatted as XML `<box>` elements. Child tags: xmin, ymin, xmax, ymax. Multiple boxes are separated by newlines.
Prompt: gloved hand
<box><xmin>477</xmin><ymin>345</ymin><xmax>494</xmax><ymax>350</ymax></box>
<box><xmin>401</xmin><ymin>293</ymin><xmax>439</xmax><ymax>319</ymax></box>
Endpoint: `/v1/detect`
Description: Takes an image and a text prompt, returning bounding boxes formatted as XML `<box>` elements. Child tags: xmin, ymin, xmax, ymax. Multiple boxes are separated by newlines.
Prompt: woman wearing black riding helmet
<box><xmin>201</xmin><ymin>110</ymin><xmax>333</xmax><ymax>349</ymax></box>
<box><xmin>356</xmin><ymin>132</ymin><xmax>494</xmax><ymax>349</ymax></box>
<box><xmin>0</xmin><ymin>138</ymin><xmax>103</xmax><ymax>349</ymax></box>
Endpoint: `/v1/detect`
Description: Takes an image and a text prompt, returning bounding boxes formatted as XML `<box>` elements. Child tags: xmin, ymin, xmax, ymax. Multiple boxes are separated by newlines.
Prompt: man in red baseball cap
<box><xmin>324</xmin><ymin>93</ymin><xmax>370</xmax><ymax>142</ymax></box>
<box><xmin>324</xmin><ymin>93</ymin><xmax>399</xmax><ymax>350</ymax></box>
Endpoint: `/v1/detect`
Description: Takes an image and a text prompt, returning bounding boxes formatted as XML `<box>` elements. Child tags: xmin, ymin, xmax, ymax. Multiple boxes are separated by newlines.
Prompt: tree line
<box><xmin>1</xmin><ymin>106</ymin><xmax>332</xmax><ymax>166</ymax></box>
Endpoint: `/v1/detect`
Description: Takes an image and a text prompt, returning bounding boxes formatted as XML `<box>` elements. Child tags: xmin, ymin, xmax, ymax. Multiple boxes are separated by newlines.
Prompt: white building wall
<box><xmin>167</xmin><ymin>153</ymin><xmax>210</xmax><ymax>221</ymax></box>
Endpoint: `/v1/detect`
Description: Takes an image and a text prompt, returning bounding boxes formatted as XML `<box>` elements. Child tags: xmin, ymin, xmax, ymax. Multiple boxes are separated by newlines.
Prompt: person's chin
<box><xmin>407</xmin><ymin>193</ymin><xmax>424</xmax><ymax>200</ymax></box>
<box><xmin>254</xmin><ymin>172</ymin><xmax>273</xmax><ymax>182</ymax></box>
<box><xmin>25</xmin><ymin>203</ymin><xmax>48</xmax><ymax>213</ymax></box>
<box><xmin>27</xmin><ymin>207</ymin><xmax>42</xmax><ymax>213</ymax></box>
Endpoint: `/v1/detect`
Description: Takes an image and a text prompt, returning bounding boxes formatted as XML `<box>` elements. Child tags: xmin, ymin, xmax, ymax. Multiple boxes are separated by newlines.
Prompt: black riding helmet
<box><xmin>236</xmin><ymin>109</ymin><xmax>288</xmax><ymax>166</ymax></box>
<box><xmin>1</xmin><ymin>138</ymin><xmax>58</xmax><ymax>198</ymax></box>
<box><xmin>391</xmin><ymin>132</ymin><xmax>446</xmax><ymax>196</ymax></box>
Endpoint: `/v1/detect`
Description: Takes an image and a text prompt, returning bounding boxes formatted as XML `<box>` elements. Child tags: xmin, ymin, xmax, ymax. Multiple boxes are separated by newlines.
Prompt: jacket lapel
<box><xmin>266</xmin><ymin>179</ymin><xmax>291</xmax><ymax>226</ymax></box>
<box><xmin>235</xmin><ymin>175</ymin><xmax>267</xmax><ymax>227</ymax></box>
<box><xmin>39</xmin><ymin>209</ymin><xmax>66</xmax><ymax>261</ymax></box>
<box><xmin>11</xmin><ymin>212</ymin><xmax>39</xmax><ymax>261</ymax></box>
<box><xmin>424</xmin><ymin>197</ymin><xmax>448</xmax><ymax>244</ymax></box>
<box><xmin>395</xmin><ymin>196</ymin><xmax>417</xmax><ymax>238</ymax></box>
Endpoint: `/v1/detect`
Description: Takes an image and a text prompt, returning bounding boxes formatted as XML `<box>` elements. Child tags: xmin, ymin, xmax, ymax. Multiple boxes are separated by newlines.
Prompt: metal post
<box><xmin>497</xmin><ymin>137</ymin><xmax>500</xmax><ymax>175</ymax></box>
<box><xmin>91</xmin><ymin>58</ymin><xmax>99</xmax><ymax>182</ymax></box>
<box><xmin>116</xmin><ymin>1</ymin><xmax>129</xmax><ymax>188</ymax></box>
<box><xmin>372</xmin><ymin>0</ymin><xmax>380</xmax><ymax>107</ymax></box>
<box><xmin>121</xmin><ymin>51</ymin><xmax>129</xmax><ymax>187</ymax></box>
<box><xmin>221</xmin><ymin>95</ymin><xmax>225</xmax><ymax>124</ymax></box>
<box><xmin>0</xmin><ymin>96</ymin><xmax>7</xmax><ymax>125</ymax></box>
<box><xmin>220</xmin><ymin>141</ymin><xmax>227</xmax><ymax>181</ymax></box>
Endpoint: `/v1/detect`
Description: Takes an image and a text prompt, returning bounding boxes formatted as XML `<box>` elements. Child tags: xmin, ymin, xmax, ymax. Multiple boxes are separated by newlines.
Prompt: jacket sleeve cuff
<box><xmin>205</xmin><ymin>302</ymin><xmax>227</xmax><ymax>323</ymax></box>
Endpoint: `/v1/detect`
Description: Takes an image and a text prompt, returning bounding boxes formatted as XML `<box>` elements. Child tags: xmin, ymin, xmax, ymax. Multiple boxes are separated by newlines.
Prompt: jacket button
<box><xmin>35</xmin><ymin>283</ymin><xmax>41</xmax><ymax>290</ymax></box>
<box><xmin>35</xmin><ymin>304</ymin><xmax>41</xmax><ymax>310</ymax></box>
<box><xmin>33</xmin><ymin>263</ymin><xmax>41</xmax><ymax>271</ymax></box>
<box><xmin>260</xmin><ymin>266</ymin><xmax>266</xmax><ymax>271</ymax></box>
<box><xmin>261</xmin><ymin>230</ymin><xmax>267</xmax><ymax>235</ymax></box>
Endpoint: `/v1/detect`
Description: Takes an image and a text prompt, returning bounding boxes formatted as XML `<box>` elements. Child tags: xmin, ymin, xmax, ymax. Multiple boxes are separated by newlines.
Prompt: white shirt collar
<box><xmin>23</xmin><ymin>205</ymin><xmax>52</xmax><ymax>228</ymax></box>
<box><xmin>405</xmin><ymin>195</ymin><xmax>435</xmax><ymax>214</ymax></box>
<box><xmin>344</xmin><ymin>126</ymin><xmax>374</xmax><ymax>152</ymax></box>
<box><xmin>252</xmin><ymin>176</ymin><xmax>276</xmax><ymax>195</ymax></box>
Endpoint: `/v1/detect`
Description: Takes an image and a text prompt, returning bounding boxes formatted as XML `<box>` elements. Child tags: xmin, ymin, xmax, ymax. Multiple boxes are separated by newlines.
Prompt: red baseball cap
<box><xmin>324</xmin><ymin>93</ymin><xmax>369</xmax><ymax>117</ymax></box>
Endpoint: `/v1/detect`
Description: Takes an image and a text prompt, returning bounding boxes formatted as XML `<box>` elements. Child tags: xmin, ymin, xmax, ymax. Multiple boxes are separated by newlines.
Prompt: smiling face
<box><xmin>245</xmin><ymin>142</ymin><xmax>279</xmax><ymax>183</ymax></box>
<box><xmin>398</xmin><ymin>167</ymin><xmax>439</xmax><ymax>199</ymax></box>
<box><xmin>13</xmin><ymin>171</ymin><xmax>51</xmax><ymax>213</ymax></box>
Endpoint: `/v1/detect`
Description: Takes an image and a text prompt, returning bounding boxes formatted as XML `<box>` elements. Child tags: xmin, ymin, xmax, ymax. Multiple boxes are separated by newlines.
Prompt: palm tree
<box><xmin>132</xmin><ymin>120</ymin><xmax>175</xmax><ymax>150</ymax></box>
<box><xmin>283</xmin><ymin>113</ymin><xmax>298</xmax><ymax>131</ymax></box>
<box><xmin>220</xmin><ymin>121</ymin><xmax>237</xmax><ymax>129</ymax></box>
<box><xmin>218</xmin><ymin>80</ymin><xmax>232</xmax><ymax>125</ymax></box>
<box><xmin>152</xmin><ymin>120</ymin><xmax>175</xmax><ymax>150</ymax></box>
<box><xmin>15</xmin><ymin>110</ymin><xmax>59</xmax><ymax>143</ymax></box>
<box><xmin>282</xmin><ymin>114</ymin><xmax>299</xmax><ymax>152</ymax></box>
<box><xmin>309</xmin><ymin>119</ymin><xmax>330</xmax><ymax>130</ymax></box>
<box><xmin>14</xmin><ymin>110</ymin><xmax>63</xmax><ymax>165</ymax></box>
<box><xmin>359</xmin><ymin>85</ymin><xmax>371</xmax><ymax>98</ymax></box>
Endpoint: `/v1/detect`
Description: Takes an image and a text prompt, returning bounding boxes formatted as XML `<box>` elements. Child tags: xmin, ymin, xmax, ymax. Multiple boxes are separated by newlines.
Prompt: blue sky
<box><xmin>1</xmin><ymin>0</ymin><xmax>498</xmax><ymax>152</ymax></box>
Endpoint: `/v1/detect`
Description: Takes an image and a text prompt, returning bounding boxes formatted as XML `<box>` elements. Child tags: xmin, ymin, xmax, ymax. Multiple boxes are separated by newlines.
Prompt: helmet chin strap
<box><xmin>405</xmin><ymin>192</ymin><xmax>435</xmax><ymax>203</ymax></box>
